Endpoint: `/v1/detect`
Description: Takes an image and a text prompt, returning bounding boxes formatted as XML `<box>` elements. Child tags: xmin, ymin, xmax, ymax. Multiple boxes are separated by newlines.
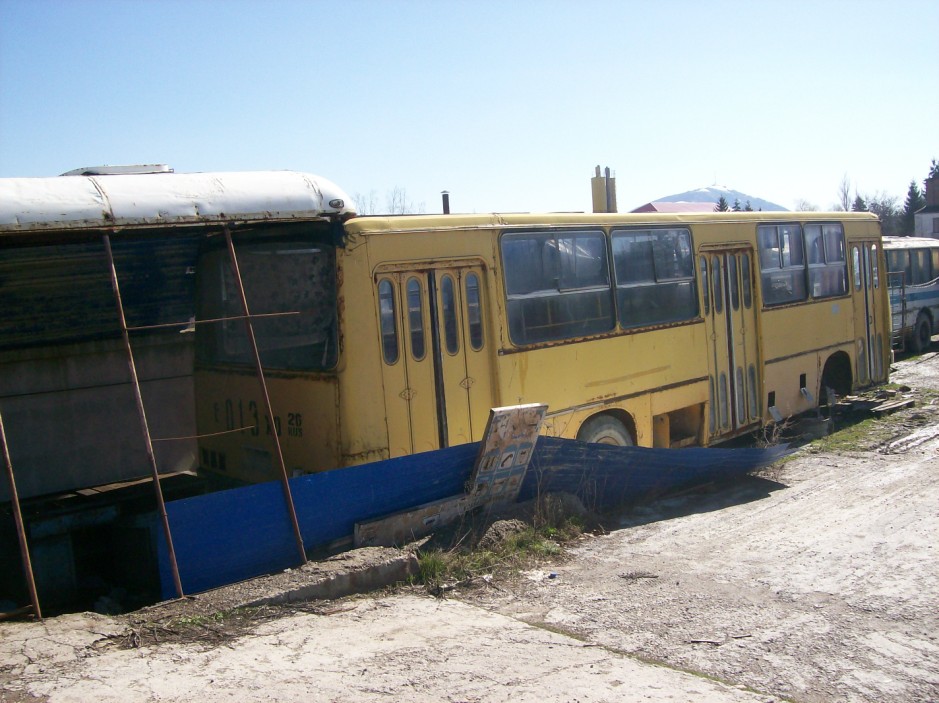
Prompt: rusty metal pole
<box><xmin>102</xmin><ymin>235</ymin><xmax>185</xmax><ymax>598</ymax></box>
<box><xmin>0</xmin><ymin>409</ymin><xmax>42</xmax><ymax>620</ymax></box>
<box><xmin>223</xmin><ymin>226</ymin><xmax>307</xmax><ymax>564</ymax></box>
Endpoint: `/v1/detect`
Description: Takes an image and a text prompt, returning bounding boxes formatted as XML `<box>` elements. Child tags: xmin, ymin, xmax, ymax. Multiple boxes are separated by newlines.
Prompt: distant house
<box><xmin>630</xmin><ymin>201</ymin><xmax>718</xmax><ymax>213</ymax></box>
<box><xmin>914</xmin><ymin>176</ymin><xmax>939</xmax><ymax>238</ymax></box>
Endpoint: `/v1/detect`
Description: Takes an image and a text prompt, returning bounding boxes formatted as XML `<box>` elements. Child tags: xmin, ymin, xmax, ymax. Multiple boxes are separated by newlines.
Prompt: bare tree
<box><xmin>794</xmin><ymin>199</ymin><xmax>819</xmax><ymax>212</ymax></box>
<box><xmin>352</xmin><ymin>187</ymin><xmax>425</xmax><ymax>215</ymax></box>
<box><xmin>836</xmin><ymin>174</ymin><xmax>851</xmax><ymax>211</ymax></box>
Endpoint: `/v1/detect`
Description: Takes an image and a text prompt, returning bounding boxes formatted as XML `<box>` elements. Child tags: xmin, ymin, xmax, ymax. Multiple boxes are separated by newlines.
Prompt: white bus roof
<box><xmin>883</xmin><ymin>236</ymin><xmax>939</xmax><ymax>249</ymax></box>
<box><xmin>0</xmin><ymin>170</ymin><xmax>355</xmax><ymax>233</ymax></box>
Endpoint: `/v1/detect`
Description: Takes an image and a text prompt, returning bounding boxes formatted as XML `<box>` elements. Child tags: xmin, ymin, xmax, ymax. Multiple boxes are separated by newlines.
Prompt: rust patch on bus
<box><xmin>342</xmin><ymin>448</ymin><xmax>391</xmax><ymax>465</ymax></box>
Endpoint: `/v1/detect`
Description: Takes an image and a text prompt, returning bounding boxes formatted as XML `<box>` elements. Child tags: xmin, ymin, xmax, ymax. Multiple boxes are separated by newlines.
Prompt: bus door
<box><xmin>851</xmin><ymin>242</ymin><xmax>887</xmax><ymax>383</ymax></box>
<box><xmin>376</xmin><ymin>264</ymin><xmax>493</xmax><ymax>456</ymax></box>
<box><xmin>701</xmin><ymin>248</ymin><xmax>761</xmax><ymax>439</ymax></box>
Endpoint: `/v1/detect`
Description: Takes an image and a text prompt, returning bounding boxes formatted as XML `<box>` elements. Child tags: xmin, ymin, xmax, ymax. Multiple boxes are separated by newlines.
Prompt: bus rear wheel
<box><xmin>577</xmin><ymin>416</ymin><xmax>634</xmax><ymax>446</ymax></box>
<box><xmin>910</xmin><ymin>312</ymin><xmax>932</xmax><ymax>354</ymax></box>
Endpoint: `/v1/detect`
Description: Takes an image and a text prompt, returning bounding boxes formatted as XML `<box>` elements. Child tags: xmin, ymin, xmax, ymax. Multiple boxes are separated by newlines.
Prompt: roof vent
<box><xmin>59</xmin><ymin>164</ymin><xmax>174</xmax><ymax>176</ymax></box>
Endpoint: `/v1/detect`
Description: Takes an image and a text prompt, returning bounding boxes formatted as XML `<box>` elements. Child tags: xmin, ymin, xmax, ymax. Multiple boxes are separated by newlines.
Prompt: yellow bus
<box><xmin>194</xmin><ymin>198</ymin><xmax>890</xmax><ymax>483</ymax></box>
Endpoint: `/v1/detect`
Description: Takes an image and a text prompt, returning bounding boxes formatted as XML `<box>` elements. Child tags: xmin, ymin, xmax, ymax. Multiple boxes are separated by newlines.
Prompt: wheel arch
<box><xmin>821</xmin><ymin>350</ymin><xmax>853</xmax><ymax>402</ymax></box>
<box><xmin>576</xmin><ymin>408</ymin><xmax>637</xmax><ymax>445</ymax></box>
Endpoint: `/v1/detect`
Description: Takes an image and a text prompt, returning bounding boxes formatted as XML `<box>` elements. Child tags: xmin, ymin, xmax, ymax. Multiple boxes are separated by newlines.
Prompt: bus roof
<box><xmin>343</xmin><ymin>210</ymin><xmax>881</xmax><ymax>236</ymax></box>
<box><xmin>0</xmin><ymin>170</ymin><xmax>355</xmax><ymax>234</ymax></box>
<box><xmin>883</xmin><ymin>236</ymin><xmax>939</xmax><ymax>249</ymax></box>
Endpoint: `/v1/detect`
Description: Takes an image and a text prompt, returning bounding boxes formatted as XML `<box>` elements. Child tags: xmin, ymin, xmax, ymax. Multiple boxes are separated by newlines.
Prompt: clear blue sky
<box><xmin>1</xmin><ymin>0</ymin><xmax>937</xmax><ymax>213</ymax></box>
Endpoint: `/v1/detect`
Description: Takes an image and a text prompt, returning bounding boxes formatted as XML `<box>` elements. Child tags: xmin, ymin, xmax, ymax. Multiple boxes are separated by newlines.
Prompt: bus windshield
<box><xmin>196</xmin><ymin>227</ymin><xmax>338</xmax><ymax>371</ymax></box>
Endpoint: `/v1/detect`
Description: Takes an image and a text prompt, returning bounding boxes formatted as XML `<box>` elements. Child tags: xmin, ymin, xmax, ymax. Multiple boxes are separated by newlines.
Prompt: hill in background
<box><xmin>652</xmin><ymin>185</ymin><xmax>787</xmax><ymax>212</ymax></box>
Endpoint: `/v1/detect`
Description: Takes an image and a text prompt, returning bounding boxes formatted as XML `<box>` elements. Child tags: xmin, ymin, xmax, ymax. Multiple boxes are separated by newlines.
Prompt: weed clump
<box><xmin>415</xmin><ymin>492</ymin><xmax>589</xmax><ymax>595</ymax></box>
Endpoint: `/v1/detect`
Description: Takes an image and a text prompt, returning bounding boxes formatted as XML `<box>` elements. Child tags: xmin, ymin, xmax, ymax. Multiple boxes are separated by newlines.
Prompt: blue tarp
<box><xmin>158</xmin><ymin>438</ymin><xmax>790</xmax><ymax>598</ymax></box>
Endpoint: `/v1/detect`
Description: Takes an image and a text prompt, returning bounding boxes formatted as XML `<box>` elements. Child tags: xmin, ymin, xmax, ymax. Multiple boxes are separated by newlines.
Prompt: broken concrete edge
<box><xmin>132</xmin><ymin>545</ymin><xmax>424</xmax><ymax>623</ymax></box>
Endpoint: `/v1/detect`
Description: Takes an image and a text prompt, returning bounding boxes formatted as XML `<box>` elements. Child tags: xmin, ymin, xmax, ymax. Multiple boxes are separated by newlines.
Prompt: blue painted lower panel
<box><xmin>159</xmin><ymin>438</ymin><xmax>790</xmax><ymax>598</ymax></box>
<box><xmin>518</xmin><ymin>436</ymin><xmax>791</xmax><ymax>510</ymax></box>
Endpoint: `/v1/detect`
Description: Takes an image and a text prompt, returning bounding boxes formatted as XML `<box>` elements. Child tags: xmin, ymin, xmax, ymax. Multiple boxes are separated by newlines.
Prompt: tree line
<box><xmin>840</xmin><ymin>158</ymin><xmax>937</xmax><ymax>236</ymax></box>
<box><xmin>716</xmin><ymin>159</ymin><xmax>938</xmax><ymax>236</ymax></box>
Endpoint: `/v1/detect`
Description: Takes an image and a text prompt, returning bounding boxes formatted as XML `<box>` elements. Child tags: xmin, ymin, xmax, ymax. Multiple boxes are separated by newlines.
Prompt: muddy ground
<box><xmin>2</xmin><ymin>350</ymin><xmax>938</xmax><ymax>702</ymax></box>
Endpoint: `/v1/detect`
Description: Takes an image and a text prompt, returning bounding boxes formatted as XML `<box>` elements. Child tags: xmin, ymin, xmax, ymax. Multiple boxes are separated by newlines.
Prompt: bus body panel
<box><xmin>885</xmin><ymin>236</ymin><xmax>939</xmax><ymax>351</ymax></box>
<box><xmin>191</xmin><ymin>210</ymin><xmax>889</xmax><ymax>483</ymax></box>
<box><xmin>194</xmin><ymin>368</ymin><xmax>341</xmax><ymax>482</ymax></box>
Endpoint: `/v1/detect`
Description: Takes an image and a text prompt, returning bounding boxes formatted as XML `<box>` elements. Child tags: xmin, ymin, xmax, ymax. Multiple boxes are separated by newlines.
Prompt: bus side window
<box><xmin>699</xmin><ymin>256</ymin><xmax>710</xmax><ymax>315</ymax></box>
<box><xmin>465</xmin><ymin>272</ymin><xmax>484</xmax><ymax>351</ymax></box>
<box><xmin>406</xmin><ymin>277</ymin><xmax>426</xmax><ymax>360</ymax></box>
<box><xmin>741</xmin><ymin>254</ymin><xmax>753</xmax><ymax>309</ymax></box>
<box><xmin>378</xmin><ymin>279</ymin><xmax>399</xmax><ymax>364</ymax></box>
<box><xmin>853</xmin><ymin>247</ymin><xmax>862</xmax><ymax>290</ymax></box>
<box><xmin>871</xmin><ymin>245</ymin><xmax>879</xmax><ymax>288</ymax></box>
<box><xmin>441</xmin><ymin>274</ymin><xmax>459</xmax><ymax>355</ymax></box>
<box><xmin>757</xmin><ymin>224</ymin><xmax>807</xmax><ymax>306</ymax></box>
<box><xmin>912</xmin><ymin>249</ymin><xmax>930</xmax><ymax>285</ymax></box>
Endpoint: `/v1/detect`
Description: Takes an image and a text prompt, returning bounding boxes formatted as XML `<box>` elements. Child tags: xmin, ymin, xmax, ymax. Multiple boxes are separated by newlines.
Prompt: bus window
<box><xmin>912</xmin><ymin>249</ymin><xmax>931</xmax><ymax>284</ymax></box>
<box><xmin>502</xmin><ymin>230</ymin><xmax>613</xmax><ymax>345</ymax></box>
<box><xmin>441</xmin><ymin>274</ymin><xmax>459</xmax><ymax>354</ymax></box>
<box><xmin>741</xmin><ymin>254</ymin><xmax>753</xmax><ymax>309</ymax></box>
<box><xmin>758</xmin><ymin>224</ymin><xmax>807</xmax><ymax>305</ymax></box>
<box><xmin>196</xmin><ymin>237</ymin><xmax>337</xmax><ymax>371</ymax></box>
<box><xmin>699</xmin><ymin>256</ymin><xmax>710</xmax><ymax>315</ymax></box>
<box><xmin>465</xmin><ymin>272</ymin><xmax>484</xmax><ymax>350</ymax></box>
<box><xmin>378</xmin><ymin>279</ymin><xmax>399</xmax><ymax>364</ymax></box>
<box><xmin>853</xmin><ymin>247</ymin><xmax>862</xmax><ymax>290</ymax></box>
<box><xmin>712</xmin><ymin>256</ymin><xmax>723</xmax><ymax>314</ymax></box>
<box><xmin>886</xmin><ymin>250</ymin><xmax>903</xmax><ymax>273</ymax></box>
<box><xmin>871</xmin><ymin>245</ymin><xmax>879</xmax><ymax>288</ymax></box>
<box><xmin>728</xmin><ymin>255</ymin><xmax>740</xmax><ymax>310</ymax></box>
<box><xmin>406</xmin><ymin>277</ymin><xmax>426</xmax><ymax>360</ymax></box>
<box><xmin>611</xmin><ymin>228</ymin><xmax>697</xmax><ymax>328</ymax></box>
<box><xmin>805</xmin><ymin>224</ymin><xmax>847</xmax><ymax>299</ymax></box>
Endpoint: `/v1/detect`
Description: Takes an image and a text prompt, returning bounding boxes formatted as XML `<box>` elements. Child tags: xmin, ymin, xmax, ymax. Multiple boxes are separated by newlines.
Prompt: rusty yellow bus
<box><xmin>193</xmin><ymin>196</ymin><xmax>890</xmax><ymax>483</ymax></box>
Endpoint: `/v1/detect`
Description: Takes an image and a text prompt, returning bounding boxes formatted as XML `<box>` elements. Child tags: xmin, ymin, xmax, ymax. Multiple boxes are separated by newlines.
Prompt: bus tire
<box><xmin>910</xmin><ymin>312</ymin><xmax>932</xmax><ymax>354</ymax></box>
<box><xmin>577</xmin><ymin>415</ymin><xmax>634</xmax><ymax>446</ymax></box>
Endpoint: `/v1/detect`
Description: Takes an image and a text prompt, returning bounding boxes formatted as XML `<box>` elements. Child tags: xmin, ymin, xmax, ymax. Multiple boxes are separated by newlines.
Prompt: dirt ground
<box><xmin>2</xmin><ymin>350</ymin><xmax>938</xmax><ymax>702</ymax></box>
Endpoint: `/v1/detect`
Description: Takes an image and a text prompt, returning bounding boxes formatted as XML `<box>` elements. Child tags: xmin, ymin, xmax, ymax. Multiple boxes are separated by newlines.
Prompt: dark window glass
<box><xmin>805</xmin><ymin>224</ymin><xmax>847</xmax><ymax>299</ymax></box>
<box><xmin>441</xmin><ymin>274</ymin><xmax>459</xmax><ymax>354</ymax></box>
<box><xmin>378</xmin><ymin>279</ymin><xmax>398</xmax><ymax>364</ymax></box>
<box><xmin>757</xmin><ymin>224</ymin><xmax>807</xmax><ymax>306</ymax></box>
<box><xmin>465</xmin><ymin>273</ymin><xmax>484</xmax><ymax>350</ymax></box>
<box><xmin>728</xmin><ymin>255</ymin><xmax>740</xmax><ymax>311</ymax></box>
<box><xmin>911</xmin><ymin>249</ymin><xmax>931</xmax><ymax>285</ymax></box>
<box><xmin>886</xmin><ymin>250</ymin><xmax>903</xmax><ymax>273</ymax></box>
<box><xmin>853</xmin><ymin>247</ymin><xmax>862</xmax><ymax>290</ymax></box>
<box><xmin>712</xmin><ymin>256</ymin><xmax>723</xmax><ymax>314</ymax></box>
<box><xmin>741</xmin><ymin>254</ymin><xmax>753</xmax><ymax>309</ymax></box>
<box><xmin>502</xmin><ymin>230</ymin><xmax>614</xmax><ymax>345</ymax></box>
<box><xmin>611</xmin><ymin>228</ymin><xmax>697</xmax><ymax>328</ymax></box>
<box><xmin>700</xmin><ymin>256</ymin><xmax>710</xmax><ymax>315</ymax></box>
<box><xmin>406</xmin><ymin>277</ymin><xmax>425</xmax><ymax>360</ymax></box>
<box><xmin>197</xmin><ymin>232</ymin><xmax>337</xmax><ymax>370</ymax></box>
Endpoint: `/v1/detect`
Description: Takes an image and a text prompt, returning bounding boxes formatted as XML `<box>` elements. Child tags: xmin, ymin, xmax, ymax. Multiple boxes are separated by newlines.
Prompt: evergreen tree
<box><xmin>901</xmin><ymin>180</ymin><xmax>925</xmax><ymax>236</ymax></box>
<box><xmin>732</xmin><ymin>198</ymin><xmax>741</xmax><ymax>212</ymax></box>
<box><xmin>852</xmin><ymin>195</ymin><xmax>867</xmax><ymax>212</ymax></box>
<box><xmin>744</xmin><ymin>200</ymin><xmax>753</xmax><ymax>211</ymax></box>
<box><xmin>928</xmin><ymin>158</ymin><xmax>939</xmax><ymax>180</ymax></box>
<box><xmin>715</xmin><ymin>195</ymin><xmax>729</xmax><ymax>212</ymax></box>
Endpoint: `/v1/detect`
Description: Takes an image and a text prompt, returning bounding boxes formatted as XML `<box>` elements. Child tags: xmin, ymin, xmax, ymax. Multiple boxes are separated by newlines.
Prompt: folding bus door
<box><xmin>702</xmin><ymin>249</ymin><xmax>762</xmax><ymax>440</ymax></box>
<box><xmin>851</xmin><ymin>241</ymin><xmax>888</xmax><ymax>384</ymax></box>
<box><xmin>375</xmin><ymin>264</ymin><xmax>493</xmax><ymax>457</ymax></box>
